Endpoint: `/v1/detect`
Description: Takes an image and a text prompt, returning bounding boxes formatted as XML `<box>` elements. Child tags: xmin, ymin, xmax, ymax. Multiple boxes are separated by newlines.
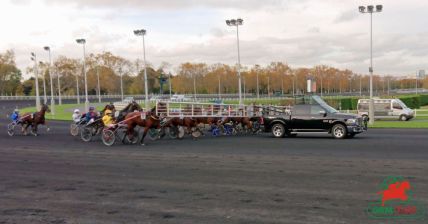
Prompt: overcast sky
<box><xmin>1</xmin><ymin>0</ymin><xmax>427</xmax><ymax>78</ymax></box>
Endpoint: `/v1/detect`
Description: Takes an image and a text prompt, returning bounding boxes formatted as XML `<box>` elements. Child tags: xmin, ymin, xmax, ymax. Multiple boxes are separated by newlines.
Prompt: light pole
<box><xmin>76</xmin><ymin>39</ymin><xmax>89</xmax><ymax>112</ymax></box>
<box><xmin>168</xmin><ymin>72</ymin><xmax>172</xmax><ymax>98</ymax></box>
<box><xmin>193</xmin><ymin>72</ymin><xmax>196</xmax><ymax>100</ymax></box>
<box><xmin>359</xmin><ymin>4</ymin><xmax>382</xmax><ymax>124</ymax></box>
<box><xmin>319</xmin><ymin>68</ymin><xmax>323</xmax><ymax>97</ymax></box>
<box><xmin>44</xmin><ymin>46</ymin><xmax>55</xmax><ymax>115</ymax></box>
<box><xmin>243</xmin><ymin>76</ymin><xmax>246</xmax><ymax>101</ymax></box>
<box><xmin>255</xmin><ymin>65</ymin><xmax>260</xmax><ymax>99</ymax></box>
<box><xmin>267</xmin><ymin>74</ymin><xmax>270</xmax><ymax>98</ymax></box>
<box><xmin>76</xmin><ymin>67</ymin><xmax>80</xmax><ymax>104</ymax></box>
<box><xmin>39</xmin><ymin>61</ymin><xmax>47</xmax><ymax>104</ymax></box>
<box><xmin>30</xmin><ymin>53</ymin><xmax>41</xmax><ymax>110</ymax></box>
<box><xmin>415</xmin><ymin>71</ymin><xmax>418</xmax><ymax>95</ymax></box>
<box><xmin>226</xmin><ymin>18</ymin><xmax>243</xmax><ymax>105</ymax></box>
<box><xmin>292</xmin><ymin>74</ymin><xmax>295</xmax><ymax>96</ymax></box>
<box><xmin>218</xmin><ymin>73</ymin><xmax>221</xmax><ymax>99</ymax></box>
<box><xmin>97</xmin><ymin>65</ymin><xmax>101</xmax><ymax>103</ymax></box>
<box><xmin>134</xmin><ymin>29</ymin><xmax>149</xmax><ymax>111</ymax></box>
<box><xmin>281</xmin><ymin>73</ymin><xmax>284</xmax><ymax>96</ymax></box>
<box><xmin>119</xmin><ymin>67</ymin><xmax>124</xmax><ymax>100</ymax></box>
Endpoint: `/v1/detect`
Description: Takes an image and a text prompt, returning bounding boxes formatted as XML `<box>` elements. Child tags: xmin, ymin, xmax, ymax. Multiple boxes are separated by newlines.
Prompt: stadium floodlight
<box><xmin>76</xmin><ymin>38</ymin><xmax>89</xmax><ymax>112</ymax></box>
<box><xmin>43</xmin><ymin>46</ymin><xmax>55</xmax><ymax>115</ymax></box>
<box><xmin>134</xmin><ymin>29</ymin><xmax>149</xmax><ymax>110</ymax></box>
<box><xmin>358</xmin><ymin>5</ymin><xmax>383</xmax><ymax>125</ymax></box>
<box><xmin>226</xmin><ymin>18</ymin><xmax>244</xmax><ymax>105</ymax></box>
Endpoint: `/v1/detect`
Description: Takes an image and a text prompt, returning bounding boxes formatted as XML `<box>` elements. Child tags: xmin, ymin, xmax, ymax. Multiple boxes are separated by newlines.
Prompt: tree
<box><xmin>0</xmin><ymin>50</ymin><xmax>22</xmax><ymax>95</ymax></box>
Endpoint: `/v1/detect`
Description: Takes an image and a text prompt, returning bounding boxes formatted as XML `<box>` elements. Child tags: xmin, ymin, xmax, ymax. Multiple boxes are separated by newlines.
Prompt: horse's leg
<box><xmin>22</xmin><ymin>123</ymin><xmax>28</xmax><ymax>135</ymax></box>
<box><xmin>140</xmin><ymin>126</ymin><xmax>150</xmax><ymax>146</ymax></box>
<box><xmin>32</xmin><ymin>123</ymin><xmax>38</xmax><ymax>136</ymax></box>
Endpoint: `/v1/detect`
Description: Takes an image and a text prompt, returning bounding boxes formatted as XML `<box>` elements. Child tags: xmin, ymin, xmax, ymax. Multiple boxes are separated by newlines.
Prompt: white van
<box><xmin>357</xmin><ymin>99</ymin><xmax>414</xmax><ymax>121</ymax></box>
<box><xmin>170</xmin><ymin>94</ymin><xmax>191</xmax><ymax>102</ymax></box>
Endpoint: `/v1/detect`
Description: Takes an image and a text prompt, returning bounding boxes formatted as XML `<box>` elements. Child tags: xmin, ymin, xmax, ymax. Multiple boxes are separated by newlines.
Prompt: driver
<box><xmin>72</xmin><ymin>109</ymin><xmax>82</xmax><ymax>123</ymax></box>
<box><xmin>102</xmin><ymin>109</ymin><xmax>116</xmax><ymax>128</ymax></box>
<box><xmin>85</xmin><ymin>106</ymin><xmax>98</xmax><ymax>124</ymax></box>
<box><xmin>10</xmin><ymin>109</ymin><xmax>20</xmax><ymax>125</ymax></box>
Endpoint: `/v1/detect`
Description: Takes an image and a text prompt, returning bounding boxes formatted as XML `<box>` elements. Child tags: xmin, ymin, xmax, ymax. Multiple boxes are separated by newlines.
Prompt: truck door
<box><xmin>392</xmin><ymin>100</ymin><xmax>403</xmax><ymax>117</ymax></box>
<box><xmin>291</xmin><ymin>105</ymin><xmax>326</xmax><ymax>131</ymax></box>
<box><xmin>291</xmin><ymin>105</ymin><xmax>311</xmax><ymax>130</ymax></box>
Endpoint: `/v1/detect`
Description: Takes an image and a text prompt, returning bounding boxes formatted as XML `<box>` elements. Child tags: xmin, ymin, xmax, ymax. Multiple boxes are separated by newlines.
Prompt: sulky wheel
<box><xmin>70</xmin><ymin>123</ymin><xmax>79</xmax><ymax>136</ymax></box>
<box><xmin>80</xmin><ymin>127</ymin><xmax>93</xmax><ymax>142</ymax></box>
<box><xmin>102</xmin><ymin>129</ymin><xmax>116</xmax><ymax>146</ymax></box>
<box><xmin>7</xmin><ymin>123</ymin><xmax>15</xmax><ymax>136</ymax></box>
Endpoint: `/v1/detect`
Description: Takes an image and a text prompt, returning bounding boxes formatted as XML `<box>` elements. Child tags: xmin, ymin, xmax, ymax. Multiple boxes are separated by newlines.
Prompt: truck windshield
<box><xmin>311</xmin><ymin>96</ymin><xmax>338</xmax><ymax>113</ymax></box>
<box><xmin>396</xmin><ymin>99</ymin><xmax>408</xmax><ymax>109</ymax></box>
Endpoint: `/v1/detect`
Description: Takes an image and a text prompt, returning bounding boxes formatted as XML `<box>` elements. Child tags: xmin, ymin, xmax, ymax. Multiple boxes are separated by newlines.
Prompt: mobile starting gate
<box><xmin>155</xmin><ymin>101</ymin><xmax>292</xmax><ymax>118</ymax></box>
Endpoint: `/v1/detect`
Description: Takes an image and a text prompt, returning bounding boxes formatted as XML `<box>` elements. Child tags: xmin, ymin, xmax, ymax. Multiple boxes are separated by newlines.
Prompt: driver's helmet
<box><xmin>89</xmin><ymin>106</ymin><xmax>95</xmax><ymax>111</ymax></box>
<box><xmin>74</xmin><ymin>109</ymin><xmax>80</xmax><ymax>114</ymax></box>
<box><xmin>14</xmin><ymin>109</ymin><xmax>19</xmax><ymax>113</ymax></box>
<box><xmin>105</xmin><ymin>109</ymin><xmax>112</xmax><ymax>115</ymax></box>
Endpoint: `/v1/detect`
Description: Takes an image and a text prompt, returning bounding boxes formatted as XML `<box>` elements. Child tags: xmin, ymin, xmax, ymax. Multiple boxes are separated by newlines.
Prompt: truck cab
<box><xmin>263</xmin><ymin>96</ymin><xmax>367</xmax><ymax>139</ymax></box>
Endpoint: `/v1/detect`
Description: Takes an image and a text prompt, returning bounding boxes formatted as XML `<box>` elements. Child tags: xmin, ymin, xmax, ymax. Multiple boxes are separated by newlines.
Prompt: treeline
<box><xmin>1</xmin><ymin>50</ymin><xmax>427</xmax><ymax>96</ymax></box>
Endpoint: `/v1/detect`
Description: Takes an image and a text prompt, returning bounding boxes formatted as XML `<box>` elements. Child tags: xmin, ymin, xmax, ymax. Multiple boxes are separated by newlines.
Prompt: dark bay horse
<box><xmin>20</xmin><ymin>104</ymin><xmax>50</xmax><ymax>136</ymax></box>
<box><xmin>117</xmin><ymin>101</ymin><xmax>142</xmax><ymax>122</ymax></box>
<box><xmin>123</xmin><ymin>106</ymin><xmax>163</xmax><ymax>145</ymax></box>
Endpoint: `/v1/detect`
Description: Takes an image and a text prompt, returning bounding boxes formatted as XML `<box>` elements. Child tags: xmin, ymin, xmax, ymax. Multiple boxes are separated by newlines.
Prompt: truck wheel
<box><xmin>331</xmin><ymin>124</ymin><xmax>347</xmax><ymax>139</ymax></box>
<box><xmin>271</xmin><ymin>123</ymin><xmax>285</xmax><ymax>138</ymax></box>
<box><xmin>399</xmin><ymin>115</ymin><xmax>408</xmax><ymax>121</ymax></box>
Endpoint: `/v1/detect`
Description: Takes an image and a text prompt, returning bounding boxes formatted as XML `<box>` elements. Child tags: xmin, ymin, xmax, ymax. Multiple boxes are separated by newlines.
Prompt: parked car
<box><xmin>357</xmin><ymin>98</ymin><xmax>414</xmax><ymax>121</ymax></box>
<box><xmin>170</xmin><ymin>94</ymin><xmax>191</xmax><ymax>102</ymax></box>
<box><xmin>263</xmin><ymin>95</ymin><xmax>367</xmax><ymax>139</ymax></box>
<box><xmin>123</xmin><ymin>97</ymin><xmax>134</xmax><ymax>103</ymax></box>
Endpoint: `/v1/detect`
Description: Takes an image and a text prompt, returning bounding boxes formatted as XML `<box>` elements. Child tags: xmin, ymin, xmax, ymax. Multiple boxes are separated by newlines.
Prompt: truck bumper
<box><xmin>347</xmin><ymin>126</ymin><xmax>366</xmax><ymax>133</ymax></box>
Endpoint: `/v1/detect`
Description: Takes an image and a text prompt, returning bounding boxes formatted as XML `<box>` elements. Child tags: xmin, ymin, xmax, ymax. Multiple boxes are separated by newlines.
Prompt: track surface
<box><xmin>1</xmin><ymin>101</ymin><xmax>428</xmax><ymax>224</ymax></box>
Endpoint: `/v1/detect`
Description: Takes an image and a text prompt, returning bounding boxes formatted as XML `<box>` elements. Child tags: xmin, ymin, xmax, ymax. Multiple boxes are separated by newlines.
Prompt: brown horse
<box><xmin>20</xmin><ymin>104</ymin><xmax>50</xmax><ymax>136</ymax></box>
<box><xmin>117</xmin><ymin>101</ymin><xmax>142</xmax><ymax>122</ymax></box>
<box><xmin>123</xmin><ymin>106</ymin><xmax>163</xmax><ymax>145</ymax></box>
<box><xmin>219</xmin><ymin>117</ymin><xmax>253</xmax><ymax>133</ymax></box>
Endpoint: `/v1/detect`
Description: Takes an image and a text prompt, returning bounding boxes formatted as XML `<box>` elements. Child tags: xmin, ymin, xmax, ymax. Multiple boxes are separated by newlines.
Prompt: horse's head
<box><xmin>130</xmin><ymin>101</ymin><xmax>142</xmax><ymax>111</ymax></box>
<box><xmin>400</xmin><ymin>181</ymin><xmax>411</xmax><ymax>191</ymax></box>
<box><xmin>42</xmin><ymin>104</ymin><xmax>50</xmax><ymax>113</ymax></box>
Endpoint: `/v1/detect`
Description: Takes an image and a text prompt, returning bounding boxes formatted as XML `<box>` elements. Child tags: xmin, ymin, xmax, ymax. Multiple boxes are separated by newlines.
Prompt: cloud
<box><xmin>335</xmin><ymin>9</ymin><xmax>358</xmax><ymax>23</ymax></box>
<box><xmin>2</xmin><ymin>0</ymin><xmax>428</xmax><ymax>78</ymax></box>
<box><xmin>42</xmin><ymin>0</ymin><xmax>284</xmax><ymax>10</ymax></box>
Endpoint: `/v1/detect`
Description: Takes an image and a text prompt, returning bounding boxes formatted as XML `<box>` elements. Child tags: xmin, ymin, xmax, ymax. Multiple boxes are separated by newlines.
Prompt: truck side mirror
<box><xmin>319</xmin><ymin>110</ymin><xmax>327</xmax><ymax>116</ymax></box>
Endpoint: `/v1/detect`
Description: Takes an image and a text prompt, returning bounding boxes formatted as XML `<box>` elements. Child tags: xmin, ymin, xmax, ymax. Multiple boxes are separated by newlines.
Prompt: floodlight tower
<box><xmin>76</xmin><ymin>38</ymin><xmax>89</xmax><ymax>112</ymax></box>
<box><xmin>359</xmin><ymin>4</ymin><xmax>383</xmax><ymax>125</ymax></box>
<box><xmin>226</xmin><ymin>18</ymin><xmax>244</xmax><ymax>105</ymax></box>
<box><xmin>43</xmin><ymin>46</ymin><xmax>55</xmax><ymax>115</ymax></box>
<box><xmin>30</xmin><ymin>53</ymin><xmax>41</xmax><ymax>110</ymax></box>
<box><xmin>134</xmin><ymin>29</ymin><xmax>149</xmax><ymax>111</ymax></box>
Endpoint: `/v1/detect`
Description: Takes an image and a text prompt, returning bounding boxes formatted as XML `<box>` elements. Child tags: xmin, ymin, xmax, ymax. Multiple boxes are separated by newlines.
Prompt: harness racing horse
<box><xmin>123</xmin><ymin>106</ymin><xmax>163</xmax><ymax>145</ymax></box>
<box><xmin>117</xmin><ymin>101</ymin><xmax>142</xmax><ymax>122</ymax></box>
<box><xmin>20</xmin><ymin>104</ymin><xmax>50</xmax><ymax>136</ymax></box>
<box><xmin>220</xmin><ymin>117</ymin><xmax>253</xmax><ymax>134</ymax></box>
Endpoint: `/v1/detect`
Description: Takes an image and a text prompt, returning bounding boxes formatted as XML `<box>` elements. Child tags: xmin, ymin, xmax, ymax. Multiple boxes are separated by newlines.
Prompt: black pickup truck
<box><xmin>263</xmin><ymin>96</ymin><xmax>367</xmax><ymax>139</ymax></box>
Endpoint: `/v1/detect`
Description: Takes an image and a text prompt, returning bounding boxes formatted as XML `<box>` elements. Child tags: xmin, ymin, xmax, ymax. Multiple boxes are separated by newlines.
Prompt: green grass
<box><xmin>369</xmin><ymin>118</ymin><xmax>428</xmax><ymax>129</ymax></box>
<box><xmin>20</xmin><ymin>103</ymin><xmax>105</xmax><ymax>121</ymax></box>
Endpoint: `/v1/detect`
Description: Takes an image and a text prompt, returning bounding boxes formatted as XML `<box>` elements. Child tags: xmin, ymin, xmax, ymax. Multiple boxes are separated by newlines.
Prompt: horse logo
<box><xmin>377</xmin><ymin>180</ymin><xmax>411</xmax><ymax>206</ymax></box>
<box><xmin>366</xmin><ymin>176</ymin><xmax>426</xmax><ymax>219</ymax></box>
